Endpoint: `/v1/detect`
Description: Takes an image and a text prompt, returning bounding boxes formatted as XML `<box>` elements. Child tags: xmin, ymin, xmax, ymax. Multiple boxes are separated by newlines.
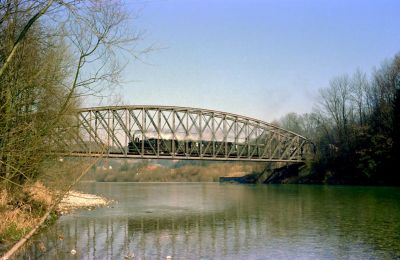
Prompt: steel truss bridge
<box><xmin>57</xmin><ymin>105</ymin><xmax>313</xmax><ymax>162</ymax></box>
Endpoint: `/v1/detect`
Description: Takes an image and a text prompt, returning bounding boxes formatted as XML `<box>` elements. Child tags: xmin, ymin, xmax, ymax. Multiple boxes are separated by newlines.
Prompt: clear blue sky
<box><xmin>97</xmin><ymin>0</ymin><xmax>400</xmax><ymax>122</ymax></box>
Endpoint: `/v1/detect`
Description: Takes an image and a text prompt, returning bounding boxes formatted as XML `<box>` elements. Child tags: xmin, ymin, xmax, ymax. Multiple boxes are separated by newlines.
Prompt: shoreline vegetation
<box><xmin>0</xmin><ymin>157</ymin><xmax>100</xmax><ymax>256</ymax></box>
<box><xmin>0</xmin><ymin>183</ymin><xmax>110</xmax><ymax>258</ymax></box>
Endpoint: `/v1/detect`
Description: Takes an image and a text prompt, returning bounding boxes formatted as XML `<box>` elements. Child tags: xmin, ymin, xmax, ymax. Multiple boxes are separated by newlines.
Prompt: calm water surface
<box><xmin>17</xmin><ymin>182</ymin><xmax>400</xmax><ymax>259</ymax></box>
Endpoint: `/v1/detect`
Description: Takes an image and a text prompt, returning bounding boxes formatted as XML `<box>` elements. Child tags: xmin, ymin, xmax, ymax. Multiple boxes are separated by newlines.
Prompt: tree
<box><xmin>0</xmin><ymin>0</ymin><xmax>140</xmax><ymax>186</ymax></box>
<box><xmin>0</xmin><ymin>21</ymin><xmax>69</xmax><ymax>184</ymax></box>
<box><xmin>350</xmin><ymin>69</ymin><xmax>369</xmax><ymax>125</ymax></box>
<box><xmin>318</xmin><ymin>74</ymin><xmax>354</xmax><ymax>146</ymax></box>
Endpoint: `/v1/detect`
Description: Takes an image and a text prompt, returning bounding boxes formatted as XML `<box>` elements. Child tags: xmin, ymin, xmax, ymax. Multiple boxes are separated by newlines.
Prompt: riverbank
<box><xmin>0</xmin><ymin>186</ymin><xmax>111</xmax><ymax>258</ymax></box>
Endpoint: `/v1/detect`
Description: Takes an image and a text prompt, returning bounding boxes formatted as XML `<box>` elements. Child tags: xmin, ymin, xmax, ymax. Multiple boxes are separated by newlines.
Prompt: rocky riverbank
<box><xmin>57</xmin><ymin>191</ymin><xmax>112</xmax><ymax>214</ymax></box>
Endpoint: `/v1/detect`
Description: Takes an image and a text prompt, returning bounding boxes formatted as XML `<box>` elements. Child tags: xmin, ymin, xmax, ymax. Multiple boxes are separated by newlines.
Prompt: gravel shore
<box><xmin>57</xmin><ymin>191</ymin><xmax>111</xmax><ymax>213</ymax></box>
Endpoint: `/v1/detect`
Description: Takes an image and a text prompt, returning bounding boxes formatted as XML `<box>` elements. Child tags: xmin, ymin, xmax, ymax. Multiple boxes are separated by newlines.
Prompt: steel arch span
<box><xmin>56</xmin><ymin>105</ymin><xmax>313</xmax><ymax>162</ymax></box>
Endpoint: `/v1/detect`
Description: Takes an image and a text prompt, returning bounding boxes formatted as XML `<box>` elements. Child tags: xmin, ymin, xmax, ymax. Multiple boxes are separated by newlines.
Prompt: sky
<box><xmin>95</xmin><ymin>0</ymin><xmax>400</xmax><ymax>122</ymax></box>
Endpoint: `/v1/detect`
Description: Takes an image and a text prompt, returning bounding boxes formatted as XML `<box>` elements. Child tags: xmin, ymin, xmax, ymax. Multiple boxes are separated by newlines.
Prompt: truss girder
<box><xmin>58</xmin><ymin>105</ymin><xmax>312</xmax><ymax>162</ymax></box>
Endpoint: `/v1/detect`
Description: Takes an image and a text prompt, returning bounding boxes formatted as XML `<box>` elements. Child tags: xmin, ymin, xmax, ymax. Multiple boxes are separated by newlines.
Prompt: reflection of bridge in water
<box><xmin>18</xmin><ymin>202</ymin><xmax>303</xmax><ymax>259</ymax></box>
<box><xmin>58</xmin><ymin>105</ymin><xmax>313</xmax><ymax>163</ymax></box>
<box><xmin>16</xmin><ymin>184</ymin><xmax>396</xmax><ymax>259</ymax></box>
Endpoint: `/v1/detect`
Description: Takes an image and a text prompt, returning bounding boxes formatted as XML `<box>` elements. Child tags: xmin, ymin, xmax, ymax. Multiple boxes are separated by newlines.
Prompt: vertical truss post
<box><xmin>157</xmin><ymin>109</ymin><xmax>161</xmax><ymax>157</ymax></box>
<box><xmin>212</xmin><ymin>113</ymin><xmax>215</xmax><ymax>157</ymax></box>
<box><xmin>124</xmin><ymin>109</ymin><xmax>128</xmax><ymax>155</ymax></box>
<box><xmin>106</xmin><ymin>110</ymin><xmax>110</xmax><ymax>155</ymax></box>
<box><xmin>141</xmin><ymin>107</ymin><xmax>145</xmax><ymax>156</ymax></box>
<box><xmin>128</xmin><ymin>109</ymin><xmax>132</xmax><ymax>153</ymax></box>
<box><xmin>234</xmin><ymin>118</ymin><xmax>238</xmax><ymax>158</ymax></box>
<box><xmin>75</xmin><ymin>112</ymin><xmax>79</xmax><ymax>153</ymax></box>
<box><xmin>88</xmin><ymin>111</ymin><xmax>92</xmax><ymax>155</ymax></box>
<box><xmin>172</xmin><ymin>109</ymin><xmax>176</xmax><ymax>157</ymax></box>
<box><xmin>245</xmin><ymin>121</ymin><xmax>249</xmax><ymax>158</ymax></box>
<box><xmin>256</xmin><ymin>126</ymin><xmax>262</xmax><ymax>159</ymax></box>
<box><xmin>112</xmin><ymin>110</ymin><xmax>115</xmax><ymax>154</ymax></box>
<box><xmin>185</xmin><ymin>110</ymin><xmax>189</xmax><ymax>157</ymax></box>
<box><xmin>199</xmin><ymin>111</ymin><xmax>202</xmax><ymax>158</ymax></box>
<box><xmin>94</xmin><ymin>111</ymin><xmax>99</xmax><ymax>153</ymax></box>
<box><xmin>269</xmin><ymin>132</ymin><xmax>273</xmax><ymax>159</ymax></box>
<box><xmin>223</xmin><ymin>115</ymin><xmax>227</xmax><ymax>158</ymax></box>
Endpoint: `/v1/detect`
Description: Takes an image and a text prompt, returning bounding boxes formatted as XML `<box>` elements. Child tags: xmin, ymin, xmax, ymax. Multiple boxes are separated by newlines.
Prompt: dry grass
<box><xmin>0</xmin><ymin>208</ymin><xmax>35</xmax><ymax>234</ymax></box>
<box><xmin>0</xmin><ymin>189</ymin><xmax>7</xmax><ymax>208</ymax></box>
<box><xmin>0</xmin><ymin>188</ymin><xmax>39</xmax><ymax>245</ymax></box>
<box><xmin>0</xmin><ymin>157</ymin><xmax>97</xmax><ymax>248</ymax></box>
<box><xmin>23</xmin><ymin>182</ymin><xmax>54</xmax><ymax>207</ymax></box>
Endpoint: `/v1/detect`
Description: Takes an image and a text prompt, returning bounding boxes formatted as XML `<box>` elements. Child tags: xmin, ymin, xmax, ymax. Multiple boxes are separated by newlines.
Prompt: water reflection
<box><xmin>17</xmin><ymin>183</ymin><xmax>400</xmax><ymax>259</ymax></box>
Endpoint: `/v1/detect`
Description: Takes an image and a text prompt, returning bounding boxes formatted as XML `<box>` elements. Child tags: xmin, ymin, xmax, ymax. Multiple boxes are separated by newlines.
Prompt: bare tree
<box><xmin>0</xmin><ymin>0</ymin><xmax>142</xmax><ymax>186</ymax></box>
<box><xmin>350</xmin><ymin>69</ymin><xmax>369</xmax><ymax>125</ymax></box>
<box><xmin>0</xmin><ymin>0</ymin><xmax>54</xmax><ymax>78</ymax></box>
<box><xmin>318</xmin><ymin>74</ymin><xmax>353</xmax><ymax>142</ymax></box>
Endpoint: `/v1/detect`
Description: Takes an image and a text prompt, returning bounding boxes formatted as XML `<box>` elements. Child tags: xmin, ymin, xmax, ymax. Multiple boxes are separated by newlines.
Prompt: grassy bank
<box><xmin>0</xmin><ymin>157</ymin><xmax>98</xmax><ymax>255</ymax></box>
<box><xmin>0</xmin><ymin>182</ymin><xmax>55</xmax><ymax>252</ymax></box>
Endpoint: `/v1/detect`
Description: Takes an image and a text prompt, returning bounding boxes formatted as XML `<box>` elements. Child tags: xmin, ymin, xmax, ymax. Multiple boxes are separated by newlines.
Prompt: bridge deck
<box><xmin>63</xmin><ymin>152</ymin><xmax>305</xmax><ymax>162</ymax></box>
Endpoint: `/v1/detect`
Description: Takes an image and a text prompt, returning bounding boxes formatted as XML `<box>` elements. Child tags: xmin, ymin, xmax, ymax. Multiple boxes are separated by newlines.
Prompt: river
<box><xmin>16</xmin><ymin>182</ymin><xmax>400</xmax><ymax>259</ymax></box>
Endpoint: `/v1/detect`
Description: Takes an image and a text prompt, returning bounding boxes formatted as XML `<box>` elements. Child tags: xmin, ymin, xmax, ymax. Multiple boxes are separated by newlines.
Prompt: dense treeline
<box><xmin>277</xmin><ymin>54</ymin><xmax>400</xmax><ymax>185</ymax></box>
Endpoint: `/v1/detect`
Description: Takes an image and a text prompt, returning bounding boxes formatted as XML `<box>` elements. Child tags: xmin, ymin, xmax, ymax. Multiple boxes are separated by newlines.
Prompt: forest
<box><xmin>276</xmin><ymin>54</ymin><xmax>400</xmax><ymax>185</ymax></box>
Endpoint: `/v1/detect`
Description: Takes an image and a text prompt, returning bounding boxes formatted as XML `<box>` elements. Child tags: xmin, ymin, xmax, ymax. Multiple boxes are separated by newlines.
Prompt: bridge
<box><xmin>56</xmin><ymin>105</ymin><xmax>312</xmax><ymax>162</ymax></box>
